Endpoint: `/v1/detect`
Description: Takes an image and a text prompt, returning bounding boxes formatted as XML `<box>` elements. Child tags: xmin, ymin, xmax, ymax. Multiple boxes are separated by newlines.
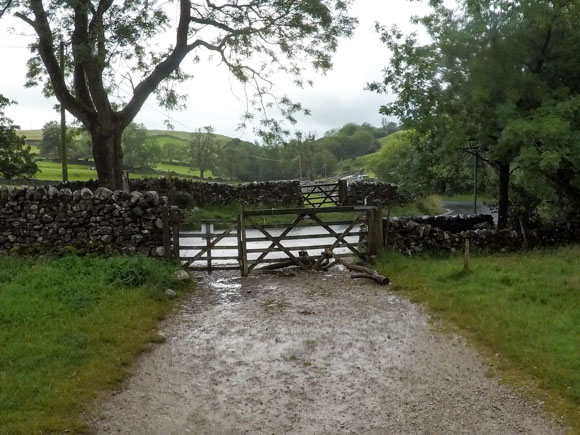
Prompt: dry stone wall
<box><xmin>0</xmin><ymin>186</ymin><xmax>168</xmax><ymax>255</ymax></box>
<box><xmin>49</xmin><ymin>178</ymin><xmax>304</xmax><ymax>207</ymax></box>
<box><xmin>340</xmin><ymin>180</ymin><xmax>411</xmax><ymax>206</ymax></box>
<box><xmin>385</xmin><ymin>216</ymin><xmax>580</xmax><ymax>255</ymax></box>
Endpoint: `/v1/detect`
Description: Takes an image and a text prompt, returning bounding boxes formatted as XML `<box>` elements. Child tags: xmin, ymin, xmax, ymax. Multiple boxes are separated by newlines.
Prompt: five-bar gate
<box><xmin>174</xmin><ymin>205</ymin><xmax>384</xmax><ymax>275</ymax></box>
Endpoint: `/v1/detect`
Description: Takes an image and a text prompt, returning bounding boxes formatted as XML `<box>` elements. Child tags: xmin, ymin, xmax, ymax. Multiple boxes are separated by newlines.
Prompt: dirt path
<box><xmin>92</xmin><ymin>269</ymin><xmax>563</xmax><ymax>434</ymax></box>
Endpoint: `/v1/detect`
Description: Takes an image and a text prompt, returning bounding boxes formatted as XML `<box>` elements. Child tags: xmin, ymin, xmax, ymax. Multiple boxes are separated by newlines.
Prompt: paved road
<box><xmin>442</xmin><ymin>199</ymin><xmax>497</xmax><ymax>223</ymax></box>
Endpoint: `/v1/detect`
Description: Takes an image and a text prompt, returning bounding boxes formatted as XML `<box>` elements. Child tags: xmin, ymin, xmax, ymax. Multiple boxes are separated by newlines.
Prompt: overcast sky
<box><xmin>0</xmin><ymin>0</ymin><xmax>431</xmax><ymax>141</ymax></box>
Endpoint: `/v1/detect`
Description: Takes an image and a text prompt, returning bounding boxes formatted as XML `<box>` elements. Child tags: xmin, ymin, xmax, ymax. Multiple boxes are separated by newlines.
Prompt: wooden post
<box><xmin>122</xmin><ymin>171</ymin><xmax>130</xmax><ymax>192</ymax></box>
<box><xmin>338</xmin><ymin>179</ymin><xmax>348</xmax><ymax>205</ymax></box>
<box><xmin>374</xmin><ymin>200</ymin><xmax>384</xmax><ymax>253</ymax></box>
<box><xmin>240</xmin><ymin>209</ymin><xmax>249</xmax><ymax>277</ymax></box>
<box><xmin>162</xmin><ymin>207</ymin><xmax>171</xmax><ymax>260</ymax></box>
<box><xmin>366</xmin><ymin>202</ymin><xmax>384</xmax><ymax>257</ymax></box>
<box><xmin>385</xmin><ymin>208</ymin><xmax>391</xmax><ymax>248</ymax></box>
<box><xmin>236</xmin><ymin>214</ymin><xmax>243</xmax><ymax>273</ymax></box>
<box><xmin>464</xmin><ymin>239</ymin><xmax>470</xmax><ymax>271</ymax></box>
<box><xmin>171</xmin><ymin>206</ymin><xmax>180</xmax><ymax>263</ymax></box>
<box><xmin>205</xmin><ymin>221</ymin><xmax>212</xmax><ymax>273</ymax></box>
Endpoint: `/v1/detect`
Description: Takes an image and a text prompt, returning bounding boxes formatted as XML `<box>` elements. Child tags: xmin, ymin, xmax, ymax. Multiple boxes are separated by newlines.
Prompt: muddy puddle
<box><xmin>92</xmin><ymin>270</ymin><xmax>564</xmax><ymax>434</ymax></box>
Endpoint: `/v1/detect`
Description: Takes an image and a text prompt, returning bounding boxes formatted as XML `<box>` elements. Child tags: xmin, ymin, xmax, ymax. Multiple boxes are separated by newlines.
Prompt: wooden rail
<box><xmin>171</xmin><ymin>204</ymin><xmax>384</xmax><ymax>275</ymax></box>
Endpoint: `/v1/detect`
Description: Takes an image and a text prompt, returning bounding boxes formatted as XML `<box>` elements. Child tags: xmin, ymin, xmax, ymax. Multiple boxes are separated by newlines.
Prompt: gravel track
<box><xmin>92</xmin><ymin>269</ymin><xmax>563</xmax><ymax>434</ymax></box>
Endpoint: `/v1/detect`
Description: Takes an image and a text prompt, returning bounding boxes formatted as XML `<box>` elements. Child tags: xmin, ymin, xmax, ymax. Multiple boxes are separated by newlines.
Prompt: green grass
<box><xmin>442</xmin><ymin>193</ymin><xmax>494</xmax><ymax>202</ymax></box>
<box><xmin>376</xmin><ymin>246</ymin><xmax>580</xmax><ymax>430</ymax></box>
<box><xmin>34</xmin><ymin>161</ymin><xmax>97</xmax><ymax>181</ymax></box>
<box><xmin>30</xmin><ymin>160</ymin><xmax>215</xmax><ymax>182</ymax></box>
<box><xmin>336</xmin><ymin>131</ymin><xmax>410</xmax><ymax>176</ymax></box>
<box><xmin>18</xmin><ymin>130</ymin><xmax>43</xmax><ymax>141</ymax></box>
<box><xmin>0</xmin><ymin>255</ymin><xmax>192</xmax><ymax>434</ymax></box>
<box><xmin>389</xmin><ymin>194</ymin><xmax>445</xmax><ymax>216</ymax></box>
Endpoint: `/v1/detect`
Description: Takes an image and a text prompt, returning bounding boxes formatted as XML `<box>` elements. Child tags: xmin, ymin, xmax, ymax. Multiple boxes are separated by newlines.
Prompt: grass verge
<box><xmin>375</xmin><ymin>246</ymin><xmax>580</xmax><ymax>431</ymax></box>
<box><xmin>389</xmin><ymin>194</ymin><xmax>445</xmax><ymax>216</ymax></box>
<box><xmin>0</xmin><ymin>255</ymin><xmax>192</xmax><ymax>434</ymax></box>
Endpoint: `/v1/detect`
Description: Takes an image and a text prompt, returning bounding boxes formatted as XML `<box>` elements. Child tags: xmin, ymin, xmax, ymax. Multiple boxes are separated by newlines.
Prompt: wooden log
<box><xmin>259</xmin><ymin>251</ymin><xmax>315</xmax><ymax>271</ymax></box>
<box><xmin>323</xmin><ymin>248</ymin><xmax>390</xmax><ymax>285</ymax></box>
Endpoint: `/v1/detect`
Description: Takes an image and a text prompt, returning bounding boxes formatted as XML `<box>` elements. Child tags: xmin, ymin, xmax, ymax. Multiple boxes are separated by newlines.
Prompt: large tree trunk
<box><xmin>497</xmin><ymin>162</ymin><xmax>510</xmax><ymax>229</ymax></box>
<box><xmin>90</xmin><ymin>122</ymin><xmax>124</xmax><ymax>189</ymax></box>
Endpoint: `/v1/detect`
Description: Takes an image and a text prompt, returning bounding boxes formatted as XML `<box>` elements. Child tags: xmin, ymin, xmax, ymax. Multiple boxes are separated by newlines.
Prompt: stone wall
<box><xmin>340</xmin><ymin>180</ymin><xmax>411</xmax><ymax>206</ymax></box>
<box><xmin>131</xmin><ymin>178</ymin><xmax>304</xmax><ymax>207</ymax></box>
<box><xmin>0</xmin><ymin>186</ymin><xmax>168</xmax><ymax>255</ymax></box>
<box><xmin>384</xmin><ymin>216</ymin><xmax>580</xmax><ymax>255</ymax></box>
<box><xmin>50</xmin><ymin>178</ymin><xmax>304</xmax><ymax>207</ymax></box>
<box><xmin>395</xmin><ymin>214</ymin><xmax>494</xmax><ymax>233</ymax></box>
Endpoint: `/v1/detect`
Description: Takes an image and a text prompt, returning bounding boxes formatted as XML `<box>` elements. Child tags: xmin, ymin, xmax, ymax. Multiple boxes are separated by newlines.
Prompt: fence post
<box><xmin>384</xmin><ymin>207</ymin><xmax>391</xmax><ymax>248</ymax></box>
<box><xmin>464</xmin><ymin>239</ymin><xmax>470</xmax><ymax>271</ymax></box>
<box><xmin>338</xmin><ymin>179</ymin><xmax>348</xmax><ymax>205</ymax></box>
<box><xmin>205</xmin><ymin>221</ymin><xmax>212</xmax><ymax>274</ymax></box>
<box><xmin>162</xmin><ymin>207</ymin><xmax>171</xmax><ymax>260</ymax></box>
<box><xmin>366</xmin><ymin>208</ymin><xmax>378</xmax><ymax>257</ymax></box>
<box><xmin>374</xmin><ymin>200</ymin><xmax>384</xmax><ymax>253</ymax></box>
<box><xmin>239</xmin><ymin>209</ymin><xmax>249</xmax><ymax>277</ymax></box>
<box><xmin>170</xmin><ymin>206</ymin><xmax>180</xmax><ymax>263</ymax></box>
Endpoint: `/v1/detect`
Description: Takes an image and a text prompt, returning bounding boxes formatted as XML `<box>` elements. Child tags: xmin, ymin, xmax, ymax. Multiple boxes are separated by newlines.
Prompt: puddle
<box><xmin>207</xmin><ymin>276</ymin><xmax>243</xmax><ymax>304</ymax></box>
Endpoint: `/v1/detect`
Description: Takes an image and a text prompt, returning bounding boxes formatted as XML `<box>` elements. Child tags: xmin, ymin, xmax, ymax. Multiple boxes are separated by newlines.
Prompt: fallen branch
<box><xmin>260</xmin><ymin>251</ymin><xmax>315</xmax><ymax>271</ymax></box>
<box><xmin>323</xmin><ymin>249</ymin><xmax>390</xmax><ymax>285</ymax></box>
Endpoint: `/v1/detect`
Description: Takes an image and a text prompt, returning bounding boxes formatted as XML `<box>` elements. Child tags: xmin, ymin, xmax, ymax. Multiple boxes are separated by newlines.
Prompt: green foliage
<box><xmin>189</xmin><ymin>126</ymin><xmax>217</xmax><ymax>179</ymax></box>
<box><xmin>370</xmin><ymin>0</ymin><xmax>580</xmax><ymax>225</ymax></box>
<box><xmin>376</xmin><ymin>246</ymin><xmax>580</xmax><ymax>430</ymax></box>
<box><xmin>122</xmin><ymin>123</ymin><xmax>163</xmax><ymax>170</ymax></box>
<box><xmin>106</xmin><ymin>257</ymin><xmax>152</xmax><ymax>287</ymax></box>
<box><xmin>39</xmin><ymin>121</ymin><xmax>60</xmax><ymax>158</ymax></box>
<box><xmin>0</xmin><ymin>96</ymin><xmax>38</xmax><ymax>180</ymax></box>
<box><xmin>8</xmin><ymin>0</ymin><xmax>356</xmax><ymax>186</ymax></box>
<box><xmin>0</xmin><ymin>255</ymin><xmax>190</xmax><ymax>433</ymax></box>
<box><xmin>171</xmin><ymin>191</ymin><xmax>195</xmax><ymax>209</ymax></box>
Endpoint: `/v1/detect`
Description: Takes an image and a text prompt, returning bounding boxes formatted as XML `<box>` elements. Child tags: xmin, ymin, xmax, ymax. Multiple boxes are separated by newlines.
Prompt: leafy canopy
<box><xmin>8</xmin><ymin>0</ymin><xmax>356</xmax><ymax>135</ymax></box>
<box><xmin>369</xmin><ymin>0</ymin><xmax>580</xmax><ymax>223</ymax></box>
<box><xmin>0</xmin><ymin>96</ymin><xmax>38</xmax><ymax>180</ymax></box>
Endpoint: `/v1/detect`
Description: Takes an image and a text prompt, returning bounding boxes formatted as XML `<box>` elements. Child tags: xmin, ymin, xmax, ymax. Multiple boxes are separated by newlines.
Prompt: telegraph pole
<box><xmin>59</xmin><ymin>40</ymin><xmax>68</xmax><ymax>182</ymax></box>
<box><xmin>473</xmin><ymin>151</ymin><xmax>479</xmax><ymax>214</ymax></box>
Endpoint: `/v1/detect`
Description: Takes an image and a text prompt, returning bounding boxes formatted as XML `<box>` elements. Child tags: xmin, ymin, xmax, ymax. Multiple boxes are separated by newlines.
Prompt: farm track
<box><xmin>92</xmin><ymin>269</ymin><xmax>564</xmax><ymax>434</ymax></box>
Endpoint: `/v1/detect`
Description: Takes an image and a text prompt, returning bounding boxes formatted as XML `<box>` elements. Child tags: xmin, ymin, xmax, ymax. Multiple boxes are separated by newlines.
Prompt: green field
<box><xmin>0</xmin><ymin>255</ymin><xmax>192</xmax><ymax>434</ymax></box>
<box><xmin>376</xmin><ymin>246</ymin><xmax>580</xmax><ymax>431</ymax></box>
<box><xmin>35</xmin><ymin>161</ymin><xmax>97</xmax><ymax>181</ymax></box>
<box><xmin>336</xmin><ymin>130</ymin><xmax>410</xmax><ymax>177</ymax></box>
<box><xmin>31</xmin><ymin>160</ymin><xmax>215</xmax><ymax>182</ymax></box>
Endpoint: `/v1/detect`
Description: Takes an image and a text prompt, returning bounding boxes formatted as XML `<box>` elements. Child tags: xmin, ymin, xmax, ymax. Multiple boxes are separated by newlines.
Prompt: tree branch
<box><xmin>0</xmin><ymin>0</ymin><xmax>13</xmax><ymax>18</ymax></box>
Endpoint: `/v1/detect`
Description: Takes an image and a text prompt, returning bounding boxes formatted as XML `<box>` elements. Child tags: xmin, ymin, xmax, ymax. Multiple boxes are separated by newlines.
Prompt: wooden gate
<box><xmin>239</xmin><ymin>205</ymin><xmax>383</xmax><ymax>276</ymax></box>
<box><xmin>301</xmin><ymin>182</ymin><xmax>341</xmax><ymax>207</ymax></box>
<box><xmin>178</xmin><ymin>219</ymin><xmax>241</xmax><ymax>272</ymax></box>
<box><xmin>171</xmin><ymin>205</ymin><xmax>384</xmax><ymax>275</ymax></box>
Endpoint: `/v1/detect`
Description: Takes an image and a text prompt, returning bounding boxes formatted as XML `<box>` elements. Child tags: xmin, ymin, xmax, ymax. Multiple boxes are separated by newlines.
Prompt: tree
<box><xmin>40</xmin><ymin>120</ymin><xmax>60</xmax><ymax>158</ymax></box>
<box><xmin>4</xmin><ymin>0</ymin><xmax>355</xmax><ymax>188</ymax></box>
<box><xmin>370</xmin><ymin>0</ymin><xmax>580</xmax><ymax>228</ymax></box>
<box><xmin>189</xmin><ymin>126</ymin><xmax>217</xmax><ymax>179</ymax></box>
<box><xmin>122</xmin><ymin>123</ymin><xmax>162</xmax><ymax>170</ymax></box>
<box><xmin>0</xmin><ymin>96</ymin><xmax>38</xmax><ymax>179</ymax></box>
<box><xmin>163</xmin><ymin>142</ymin><xmax>187</xmax><ymax>164</ymax></box>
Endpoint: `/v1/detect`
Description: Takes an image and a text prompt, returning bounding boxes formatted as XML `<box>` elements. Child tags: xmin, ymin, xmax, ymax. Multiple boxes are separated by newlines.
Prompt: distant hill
<box><xmin>17</xmin><ymin>128</ymin><xmax>234</xmax><ymax>151</ymax></box>
<box><xmin>335</xmin><ymin>130</ymin><xmax>411</xmax><ymax>178</ymax></box>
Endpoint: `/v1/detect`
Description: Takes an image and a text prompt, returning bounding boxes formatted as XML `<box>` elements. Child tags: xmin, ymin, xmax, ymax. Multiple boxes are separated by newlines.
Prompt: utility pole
<box><xmin>59</xmin><ymin>40</ymin><xmax>68</xmax><ymax>182</ymax></box>
<box><xmin>473</xmin><ymin>151</ymin><xmax>479</xmax><ymax>214</ymax></box>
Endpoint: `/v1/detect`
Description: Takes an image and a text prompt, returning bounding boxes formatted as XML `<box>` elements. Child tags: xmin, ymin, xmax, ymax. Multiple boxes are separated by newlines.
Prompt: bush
<box><xmin>171</xmin><ymin>191</ymin><xmax>195</xmax><ymax>209</ymax></box>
